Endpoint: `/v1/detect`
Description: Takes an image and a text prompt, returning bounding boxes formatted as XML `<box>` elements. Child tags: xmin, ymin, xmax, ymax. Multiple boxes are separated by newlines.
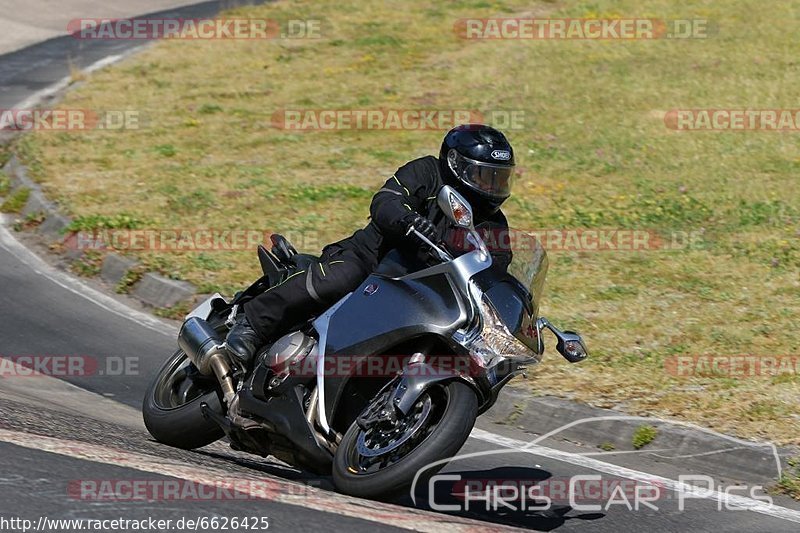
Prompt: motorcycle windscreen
<box><xmin>482</xmin><ymin>279</ymin><xmax>542</xmax><ymax>355</ymax></box>
<box><xmin>475</xmin><ymin>230</ymin><xmax>548</xmax><ymax>355</ymax></box>
<box><xmin>467</xmin><ymin>227</ymin><xmax>548</xmax><ymax>317</ymax></box>
<box><xmin>505</xmin><ymin>231</ymin><xmax>548</xmax><ymax>319</ymax></box>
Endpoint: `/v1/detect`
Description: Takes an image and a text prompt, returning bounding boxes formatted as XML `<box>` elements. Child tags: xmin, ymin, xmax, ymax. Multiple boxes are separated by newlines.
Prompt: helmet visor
<box><xmin>458</xmin><ymin>155</ymin><xmax>515</xmax><ymax>199</ymax></box>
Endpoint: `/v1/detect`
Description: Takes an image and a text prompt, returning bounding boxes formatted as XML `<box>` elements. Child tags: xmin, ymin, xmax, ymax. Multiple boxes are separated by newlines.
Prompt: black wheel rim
<box><xmin>152</xmin><ymin>352</ymin><xmax>216</xmax><ymax>410</ymax></box>
<box><xmin>346</xmin><ymin>384</ymin><xmax>449</xmax><ymax>475</ymax></box>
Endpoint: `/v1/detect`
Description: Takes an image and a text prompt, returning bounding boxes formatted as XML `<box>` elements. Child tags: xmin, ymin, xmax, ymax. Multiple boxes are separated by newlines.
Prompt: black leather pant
<box><xmin>243</xmin><ymin>246</ymin><xmax>370</xmax><ymax>340</ymax></box>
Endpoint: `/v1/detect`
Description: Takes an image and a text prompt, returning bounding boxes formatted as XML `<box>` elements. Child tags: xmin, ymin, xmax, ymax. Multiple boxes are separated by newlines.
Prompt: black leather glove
<box><xmin>402</xmin><ymin>212</ymin><xmax>437</xmax><ymax>242</ymax></box>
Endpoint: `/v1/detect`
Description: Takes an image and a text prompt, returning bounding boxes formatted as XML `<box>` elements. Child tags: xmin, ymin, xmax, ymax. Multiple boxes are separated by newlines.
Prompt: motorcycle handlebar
<box><xmin>405</xmin><ymin>225</ymin><xmax>453</xmax><ymax>263</ymax></box>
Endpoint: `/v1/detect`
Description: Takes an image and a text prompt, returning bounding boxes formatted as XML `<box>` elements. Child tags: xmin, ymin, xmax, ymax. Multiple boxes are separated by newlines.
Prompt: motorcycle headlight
<box><xmin>463</xmin><ymin>293</ymin><xmax>543</xmax><ymax>370</ymax></box>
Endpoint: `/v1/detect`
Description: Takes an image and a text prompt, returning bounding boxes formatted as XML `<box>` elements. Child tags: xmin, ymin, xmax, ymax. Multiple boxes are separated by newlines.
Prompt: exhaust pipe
<box><xmin>178</xmin><ymin>317</ymin><xmax>237</xmax><ymax>405</ymax></box>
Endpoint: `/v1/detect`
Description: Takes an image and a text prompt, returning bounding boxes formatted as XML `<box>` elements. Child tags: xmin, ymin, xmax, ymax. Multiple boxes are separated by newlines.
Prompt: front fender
<box><xmin>390</xmin><ymin>361</ymin><xmax>486</xmax><ymax>415</ymax></box>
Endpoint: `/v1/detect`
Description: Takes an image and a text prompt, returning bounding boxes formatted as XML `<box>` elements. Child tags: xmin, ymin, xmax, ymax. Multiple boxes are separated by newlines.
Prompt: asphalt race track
<box><xmin>1</xmin><ymin>2</ymin><xmax>799</xmax><ymax>532</ymax></box>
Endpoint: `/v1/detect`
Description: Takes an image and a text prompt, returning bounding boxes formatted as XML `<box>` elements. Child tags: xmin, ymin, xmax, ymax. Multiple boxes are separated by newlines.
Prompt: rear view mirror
<box><xmin>555</xmin><ymin>330</ymin><xmax>589</xmax><ymax>363</ymax></box>
<box><xmin>437</xmin><ymin>185</ymin><xmax>474</xmax><ymax>230</ymax></box>
<box><xmin>536</xmin><ymin>318</ymin><xmax>588</xmax><ymax>363</ymax></box>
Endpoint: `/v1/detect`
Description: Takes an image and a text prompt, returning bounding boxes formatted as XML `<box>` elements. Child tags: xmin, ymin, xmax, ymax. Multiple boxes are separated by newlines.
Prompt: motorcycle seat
<box><xmin>270</xmin><ymin>234</ymin><xmax>318</xmax><ymax>271</ymax></box>
<box><xmin>291</xmin><ymin>253</ymin><xmax>319</xmax><ymax>271</ymax></box>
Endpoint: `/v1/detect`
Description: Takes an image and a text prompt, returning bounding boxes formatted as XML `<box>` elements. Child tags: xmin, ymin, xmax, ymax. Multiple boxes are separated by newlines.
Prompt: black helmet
<box><xmin>439</xmin><ymin>124</ymin><xmax>515</xmax><ymax>215</ymax></box>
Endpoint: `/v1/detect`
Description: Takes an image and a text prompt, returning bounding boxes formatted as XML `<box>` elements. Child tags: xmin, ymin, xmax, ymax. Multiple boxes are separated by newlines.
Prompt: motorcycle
<box><xmin>142</xmin><ymin>185</ymin><xmax>588</xmax><ymax>499</ymax></box>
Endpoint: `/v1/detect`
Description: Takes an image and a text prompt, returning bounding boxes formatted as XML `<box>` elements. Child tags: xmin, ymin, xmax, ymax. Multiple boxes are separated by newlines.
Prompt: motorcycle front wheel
<box><xmin>332</xmin><ymin>380</ymin><xmax>478</xmax><ymax>500</ymax></box>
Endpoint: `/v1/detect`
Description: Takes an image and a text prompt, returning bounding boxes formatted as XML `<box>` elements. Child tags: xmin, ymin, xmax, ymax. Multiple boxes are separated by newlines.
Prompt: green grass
<box><xmin>0</xmin><ymin>143</ymin><xmax>11</xmax><ymax>169</ymax></box>
<box><xmin>14</xmin><ymin>0</ymin><xmax>800</xmax><ymax>448</ymax></box>
<box><xmin>12</xmin><ymin>211</ymin><xmax>45</xmax><ymax>232</ymax></box>
<box><xmin>632</xmin><ymin>425</ymin><xmax>658</xmax><ymax>449</ymax></box>
<box><xmin>65</xmin><ymin>213</ymin><xmax>148</xmax><ymax>232</ymax></box>
<box><xmin>115</xmin><ymin>265</ymin><xmax>146</xmax><ymax>294</ymax></box>
<box><xmin>775</xmin><ymin>457</ymin><xmax>800</xmax><ymax>501</ymax></box>
<box><xmin>1</xmin><ymin>187</ymin><xmax>29</xmax><ymax>213</ymax></box>
<box><xmin>154</xmin><ymin>144</ymin><xmax>177</xmax><ymax>158</ymax></box>
<box><xmin>71</xmin><ymin>250</ymin><xmax>104</xmax><ymax>277</ymax></box>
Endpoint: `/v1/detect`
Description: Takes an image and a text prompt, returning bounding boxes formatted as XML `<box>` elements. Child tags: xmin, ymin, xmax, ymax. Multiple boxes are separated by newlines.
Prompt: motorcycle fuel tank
<box><xmin>322</xmin><ymin>272</ymin><xmax>467</xmax><ymax>357</ymax></box>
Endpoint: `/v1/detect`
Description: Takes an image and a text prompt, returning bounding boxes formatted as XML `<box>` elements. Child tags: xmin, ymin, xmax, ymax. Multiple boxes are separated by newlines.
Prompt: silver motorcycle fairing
<box><xmin>311</xmin><ymin>249</ymin><xmax>491</xmax><ymax>435</ymax></box>
<box><xmin>310</xmin><ymin>294</ymin><xmax>354</xmax><ymax>436</ymax></box>
<box><xmin>185</xmin><ymin>292</ymin><xmax>225</xmax><ymax>321</ymax></box>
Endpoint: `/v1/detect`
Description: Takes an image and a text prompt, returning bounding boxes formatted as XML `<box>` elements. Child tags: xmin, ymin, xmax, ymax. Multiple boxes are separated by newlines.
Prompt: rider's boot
<box><xmin>223</xmin><ymin>314</ymin><xmax>265</xmax><ymax>370</ymax></box>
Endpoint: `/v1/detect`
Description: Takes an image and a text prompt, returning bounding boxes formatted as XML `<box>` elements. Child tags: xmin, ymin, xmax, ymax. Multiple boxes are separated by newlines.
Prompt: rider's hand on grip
<box><xmin>403</xmin><ymin>213</ymin><xmax>437</xmax><ymax>242</ymax></box>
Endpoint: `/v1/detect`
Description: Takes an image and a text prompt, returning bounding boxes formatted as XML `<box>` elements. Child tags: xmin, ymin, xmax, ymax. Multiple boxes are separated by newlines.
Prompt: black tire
<box><xmin>332</xmin><ymin>380</ymin><xmax>478</xmax><ymax>499</ymax></box>
<box><xmin>142</xmin><ymin>349</ymin><xmax>224</xmax><ymax>449</ymax></box>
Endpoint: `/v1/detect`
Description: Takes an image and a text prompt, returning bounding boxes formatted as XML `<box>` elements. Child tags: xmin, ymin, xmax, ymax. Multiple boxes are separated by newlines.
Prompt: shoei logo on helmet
<box><xmin>491</xmin><ymin>150</ymin><xmax>511</xmax><ymax>160</ymax></box>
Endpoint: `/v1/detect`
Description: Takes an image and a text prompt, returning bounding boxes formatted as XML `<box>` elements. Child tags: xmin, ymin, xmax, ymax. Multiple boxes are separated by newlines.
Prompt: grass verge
<box><xmin>775</xmin><ymin>457</ymin><xmax>800</xmax><ymax>501</ymax></box>
<box><xmin>14</xmin><ymin>0</ymin><xmax>800</xmax><ymax>451</ymax></box>
<box><xmin>1</xmin><ymin>187</ymin><xmax>29</xmax><ymax>213</ymax></box>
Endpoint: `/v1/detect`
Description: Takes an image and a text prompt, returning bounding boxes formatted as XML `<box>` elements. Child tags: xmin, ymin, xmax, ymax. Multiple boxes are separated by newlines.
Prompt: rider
<box><xmin>224</xmin><ymin>124</ymin><xmax>517</xmax><ymax>369</ymax></box>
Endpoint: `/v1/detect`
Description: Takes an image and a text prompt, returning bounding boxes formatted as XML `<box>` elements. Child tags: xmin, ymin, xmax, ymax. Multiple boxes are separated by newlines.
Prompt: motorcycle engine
<box><xmin>261</xmin><ymin>331</ymin><xmax>315</xmax><ymax>383</ymax></box>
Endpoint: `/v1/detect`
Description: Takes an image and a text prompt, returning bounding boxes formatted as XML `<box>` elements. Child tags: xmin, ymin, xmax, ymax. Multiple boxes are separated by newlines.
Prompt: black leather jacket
<box><xmin>328</xmin><ymin>156</ymin><xmax>510</xmax><ymax>270</ymax></box>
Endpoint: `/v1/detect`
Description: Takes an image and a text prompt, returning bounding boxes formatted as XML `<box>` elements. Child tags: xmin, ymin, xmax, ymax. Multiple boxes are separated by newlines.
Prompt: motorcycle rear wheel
<box><xmin>142</xmin><ymin>349</ymin><xmax>224</xmax><ymax>449</ymax></box>
<box><xmin>332</xmin><ymin>380</ymin><xmax>477</xmax><ymax>500</ymax></box>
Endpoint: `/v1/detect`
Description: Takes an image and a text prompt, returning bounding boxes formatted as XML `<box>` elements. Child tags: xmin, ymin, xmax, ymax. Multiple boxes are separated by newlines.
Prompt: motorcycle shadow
<box><xmin>398</xmin><ymin>465</ymin><xmax>605</xmax><ymax>531</ymax></box>
<box><xmin>192</xmin><ymin>448</ymin><xmax>337</xmax><ymax>491</ymax></box>
<box><xmin>192</xmin><ymin>450</ymin><xmax>605</xmax><ymax>530</ymax></box>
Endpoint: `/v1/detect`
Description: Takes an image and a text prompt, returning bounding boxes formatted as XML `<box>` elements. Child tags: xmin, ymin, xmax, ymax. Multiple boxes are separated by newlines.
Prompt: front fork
<box><xmin>387</xmin><ymin>353</ymin><xmax>484</xmax><ymax>417</ymax></box>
